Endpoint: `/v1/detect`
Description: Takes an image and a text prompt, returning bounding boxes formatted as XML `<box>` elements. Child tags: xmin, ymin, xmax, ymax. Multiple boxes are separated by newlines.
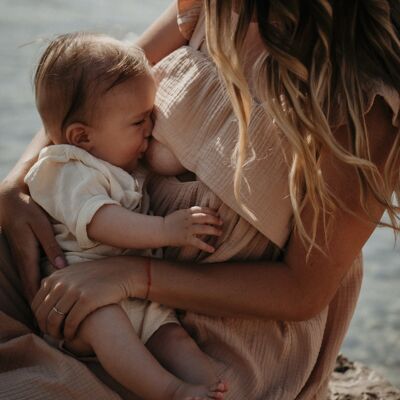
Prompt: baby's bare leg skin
<box><xmin>146</xmin><ymin>324</ymin><xmax>228</xmax><ymax>393</ymax></box>
<box><xmin>146</xmin><ymin>324</ymin><xmax>215</xmax><ymax>384</ymax></box>
<box><xmin>73</xmin><ymin>305</ymin><xmax>227</xmax><ymax>400</ymax></box>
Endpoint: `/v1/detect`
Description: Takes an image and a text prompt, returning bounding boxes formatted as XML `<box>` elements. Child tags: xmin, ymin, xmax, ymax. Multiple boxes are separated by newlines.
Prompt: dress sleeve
<box><xmin>330</xmin><ymin>79</ymin><xmax>400</xmax><ymax>136</ymax></box>
<box><xmin>363</xmin><ymin>80</ymin><xmax>400</xmax><ymax>131</ymax></box>
<box><xmin>176</xmin><ymin>0</ymin><xmax>202</xmax><ymax>40</ymax></box>
<box><xmin>25</xmin><ymin>159</ymin><xmax>119</xmax><ymax>249</ymax></box>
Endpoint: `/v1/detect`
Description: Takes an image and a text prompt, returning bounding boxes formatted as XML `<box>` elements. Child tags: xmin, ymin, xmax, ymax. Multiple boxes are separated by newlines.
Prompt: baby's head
<box><xmin>35</xmin><ymin>32</ymin><xmax>156</xmax><ymax>172</ymax></box>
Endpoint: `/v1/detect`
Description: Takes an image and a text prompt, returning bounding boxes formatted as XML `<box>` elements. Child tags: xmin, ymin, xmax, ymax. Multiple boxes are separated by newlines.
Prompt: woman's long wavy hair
<box><xmin>205</xmin><ymin>0</ymin><xmax>400</xmax><ymax>252</ymax></box>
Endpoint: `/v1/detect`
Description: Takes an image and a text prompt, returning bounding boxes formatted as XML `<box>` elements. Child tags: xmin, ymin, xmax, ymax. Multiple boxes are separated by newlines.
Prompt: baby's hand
<box><xmin>164</xmin><ymin>206</ymin><xmax>223</xmax><ymax>253</ymax></box>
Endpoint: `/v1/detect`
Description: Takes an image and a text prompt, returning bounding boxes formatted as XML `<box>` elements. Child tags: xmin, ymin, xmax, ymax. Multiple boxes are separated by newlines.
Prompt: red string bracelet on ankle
<box><xmin>144</xmin><ymin>258</ymin><xmax>152</xmax><ymax>301</ymax></box>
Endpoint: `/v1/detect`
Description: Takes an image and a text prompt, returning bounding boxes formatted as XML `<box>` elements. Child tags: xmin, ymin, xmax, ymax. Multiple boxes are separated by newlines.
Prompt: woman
<box><xmin>0</xmin><ymin>1</ymin><xmax>399</xmax><ymax>399</ymax></box>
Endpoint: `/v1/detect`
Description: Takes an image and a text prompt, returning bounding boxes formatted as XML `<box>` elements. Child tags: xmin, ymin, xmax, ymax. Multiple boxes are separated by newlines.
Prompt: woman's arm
<box><xmin>2</xmin><ymin>128</ymin><xmax>49</xmax><ymax>188</ymax></box>
<box><xmin>32</xmin><ymin>98</ymin><xmax>398</xmax><ymax>339</ymax></box>
<box><xmin>136</xmin><ymin>1</ymin><xmax>187</xmax><ymax>65</ymax></box>
<box><xmin>0</xmin><ymin>128</ymin><xmax>66</xmax><ymax>301</ymax></box>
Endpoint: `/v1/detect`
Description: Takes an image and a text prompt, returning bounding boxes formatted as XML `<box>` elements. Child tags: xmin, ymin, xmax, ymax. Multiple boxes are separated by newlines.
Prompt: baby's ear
<box><xmin>65</xmin><ymin>123</ymin><xmax>93</xmax><ymax>151</ymax></box>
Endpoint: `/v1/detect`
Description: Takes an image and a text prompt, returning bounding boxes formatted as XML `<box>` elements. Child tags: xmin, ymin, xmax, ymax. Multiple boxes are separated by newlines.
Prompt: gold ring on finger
<box><xmin>52</xmin><ymin>306</ymin><xmax>66</xmax><ymax>317</ymax></box>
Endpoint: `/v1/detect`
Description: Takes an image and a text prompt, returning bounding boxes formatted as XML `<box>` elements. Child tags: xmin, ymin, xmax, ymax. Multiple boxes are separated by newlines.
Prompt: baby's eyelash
<box><xmin>132</xmin><ymin>119</ymin><xmax>145</xmax><ymax>126</ymax></box>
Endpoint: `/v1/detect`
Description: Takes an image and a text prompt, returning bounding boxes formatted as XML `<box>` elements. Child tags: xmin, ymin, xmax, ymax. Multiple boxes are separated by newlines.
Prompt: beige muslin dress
<box><xmin>0</xmin><ymin>2</ymin><xmax>399</xmax><ymax>399</ymax></box>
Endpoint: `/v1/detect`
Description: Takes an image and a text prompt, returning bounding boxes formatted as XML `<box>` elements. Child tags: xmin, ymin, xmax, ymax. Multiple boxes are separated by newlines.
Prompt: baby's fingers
<box><xmin>191</xmin><ymin>212</ymin><xmax>223</xmax><ymax>227</ymax></box>
<box><xmin>189</xmin><ymin>206</ymin><xmax>219</xmax><ymax>217</ymax></box>
<box><xmin>190</xmin><ymin>237</ymin><xmax>215</xmax><ymax>253</ymax></box>
<box><xmin>192</xmin><ymin>224</ymin><xmax>222</xmax><ymax>237</ymax></box>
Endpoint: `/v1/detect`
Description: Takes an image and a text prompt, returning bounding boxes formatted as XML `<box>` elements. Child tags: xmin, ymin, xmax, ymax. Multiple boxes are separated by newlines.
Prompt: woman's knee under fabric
<box><xmin>0</xmin><ymin>232</ymin><xmax>36</xmax><ymax>330</ymax></box>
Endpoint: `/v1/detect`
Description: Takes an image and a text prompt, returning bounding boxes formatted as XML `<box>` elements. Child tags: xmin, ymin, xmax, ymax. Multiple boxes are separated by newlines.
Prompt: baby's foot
<box><xmin>172</xmin><ymin>380</ymin><xmax>228</xmax><ymax>400</ymax></box>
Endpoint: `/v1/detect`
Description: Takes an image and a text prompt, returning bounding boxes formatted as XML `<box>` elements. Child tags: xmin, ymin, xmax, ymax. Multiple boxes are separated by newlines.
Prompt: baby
<box><xmin>25</xmin><ymin>32</ymin><xmax>227</xmax><ymax>400</ymax></box>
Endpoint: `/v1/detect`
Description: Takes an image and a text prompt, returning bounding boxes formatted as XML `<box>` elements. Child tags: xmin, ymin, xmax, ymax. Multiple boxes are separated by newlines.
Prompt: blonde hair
<box><xmin>34</xmin><ymin>32</ymin><xmax>151</xmax><ymax>141</ymax></box>
<box><xmin>205</xmin><ymin>0</ymin><xmax>400</xmax><ymax>252</ymax></box>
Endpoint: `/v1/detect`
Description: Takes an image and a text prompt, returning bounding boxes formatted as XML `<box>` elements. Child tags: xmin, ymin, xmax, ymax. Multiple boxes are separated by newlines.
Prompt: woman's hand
<box><xmin>30</xmin><ymin>256</ymin><xmax>147</xmax><ymax>340</ymax></box>
<box><xmin>0</xmin><ymin>181</ymin><xmax>66</xmax><ymax>302</ymax></box>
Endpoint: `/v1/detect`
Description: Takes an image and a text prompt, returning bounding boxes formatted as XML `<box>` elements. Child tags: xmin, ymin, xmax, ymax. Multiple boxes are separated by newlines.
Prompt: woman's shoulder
<box><xmin>357</xmin><ymin>79</ymin><xmax>399</xmax><ymax>165</ymax></box>
<box><xmin>329</xmin><ymin>79</ymin><xmax>400</xmax><ymax>176</ymax></box>
<box><xmin>331</xmin><ymin>78</ymin><xmax>400</xmax><ymax>139</ymax></box>
<box><xmin>176</xmin><ymin>0</ymin><xmax>203</xmax><ymax>40</ymax></box>
<box><xmin>362</xmin><ymin>84</ymin><xmax>400</xmax><ymax>170</ymax></box>
<box><xmin>363</xmin><ymin>79</ymin><xmax>400</xmax><ymax>133</ymax></box>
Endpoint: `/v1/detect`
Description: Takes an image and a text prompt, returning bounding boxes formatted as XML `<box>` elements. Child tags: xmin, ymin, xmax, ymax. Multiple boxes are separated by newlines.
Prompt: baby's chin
<box><xmin>122</xmin><ymin>159</ymin><xmax>140</xmax><ymax>174</ymax></box>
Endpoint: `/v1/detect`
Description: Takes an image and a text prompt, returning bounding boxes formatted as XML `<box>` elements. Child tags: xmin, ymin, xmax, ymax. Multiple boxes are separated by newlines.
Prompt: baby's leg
<box><xmin>146</xmin><ymin>323</ymin><xmax>223</xmax><ymax>386</ymax></box>
<box><xmin>66</xmin><ymin>305</ymin><xmax>226</xmax><ymax>400</ymax></box>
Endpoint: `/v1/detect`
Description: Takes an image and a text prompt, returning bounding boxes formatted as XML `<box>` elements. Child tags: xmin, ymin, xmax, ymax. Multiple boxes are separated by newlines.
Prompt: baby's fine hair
<box><xmin>34</xmin><ymin>32</ymin><xmax>151</xmax><ymax>140</ymax></box>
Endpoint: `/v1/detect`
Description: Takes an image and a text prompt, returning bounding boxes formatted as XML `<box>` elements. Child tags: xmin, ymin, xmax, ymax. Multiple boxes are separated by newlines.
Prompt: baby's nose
<box><xmin>147</xmin><ymin>115</ymin><xmax>154</xmax><ymax>134</ymax></box>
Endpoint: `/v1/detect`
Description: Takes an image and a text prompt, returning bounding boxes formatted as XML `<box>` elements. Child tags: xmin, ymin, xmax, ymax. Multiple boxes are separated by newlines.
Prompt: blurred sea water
<box><xmin>0</xmin><ymin>0</ymin><xmax>399</xmax><ymax>387</ymax></box>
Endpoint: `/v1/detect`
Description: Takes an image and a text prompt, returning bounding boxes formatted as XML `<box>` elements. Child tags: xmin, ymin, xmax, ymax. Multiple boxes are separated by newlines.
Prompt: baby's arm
<box><xmin>145</xmin><ymin>138</ymin><xmax>187</xmax><ymax>176</ymax></box>
<box><xmin>87</xmin><ymin>205</ymin><xmax>223</xmax><ymax>253</ymax></box>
